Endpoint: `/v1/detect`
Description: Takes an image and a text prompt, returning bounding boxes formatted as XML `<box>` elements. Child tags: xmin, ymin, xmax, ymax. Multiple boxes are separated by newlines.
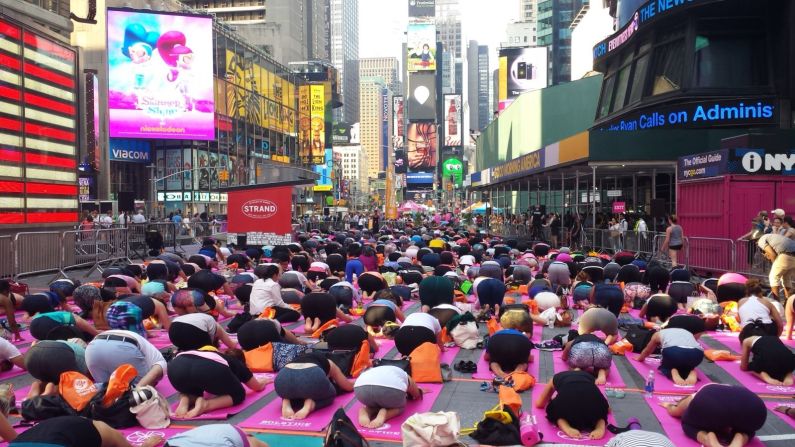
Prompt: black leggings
<box><xmin>486</xmin><ymin>333</ymin><xmax>532</xmax><ymax>373</ymax></box>
<box><xmin>363</xmin><ymin>306</ymin><xmax>397</xmax><ymax>327</ymax></box>
<box><xmin>394</xmin><ymin>326</ymin><xmax>436</xmax><ymax>357</ymax></box>
<box><xmin>168</xmin><ymin>354</ymin><xmax>246</xmax><ymax>405</ymax></box>
<box><xmin>10</xmin><ymin>416</ymin><xmax>101</xmax><ymax>447</ymax></box>
<box><xmin>169</xmin><ymin>321</ymin><xmax>213</xmax><ymax>351</ymax></box>
<box><xmin>682</xmin><ymin>384</ymin><xmax>767</xmax><ymax>442</ymax></box>
<box><xmin>646</xmin><ymin>295</ymin><xmax>678</xmax><ymax>322</ymax></box>
<box><xmin>25</xmin><ymin>341</ymin><xmax>80</xmax><ymax>384</ymax></box>
<box><xmin>273</xmin><ymin>306</ymin><xmax>301</xmax><ymax>323</ymax></box>
<box><xmin>428</xmin><ymin>307</ymin><xmax>459</xmax><ymax>328</ymax></box>
<box><xmin>301</xmin><ymin>294</ymin><xmax>338</xmax><ymax>323</ymax></box>
<box><xmin>237</xmin><ymin>319</ymin><xmax>283</xmax><ymax>351</ymax></box>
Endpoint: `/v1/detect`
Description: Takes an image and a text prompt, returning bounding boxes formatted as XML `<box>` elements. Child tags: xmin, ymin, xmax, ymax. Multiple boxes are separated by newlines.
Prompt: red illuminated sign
<box><xmin>227</xmin><ymin>185</ymin><xmax>293</xmax><ymax>234</ymax></box>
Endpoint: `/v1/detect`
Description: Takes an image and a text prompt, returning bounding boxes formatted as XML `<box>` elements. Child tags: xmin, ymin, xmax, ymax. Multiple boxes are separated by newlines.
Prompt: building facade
<box><xmin>537</xmin><ymin>0</ymin><xmax>584</xmax><ymax>85</ymax></box>
<box><xmin>71</xmin><ymin>0</ymin><xmax>308</xmax><ymax>219</ymax></box>
<box><xmin>0</xmin><ymin>0</ymin><xmax>79</xmax><ymax>228</ymax></box>
<box><xmin>333</xmin><ymin>144</ymin><xmax>367</xmax><ymax>197</ymax></box>
<box><xmin>519</xmin><ymin>0</ymin><xmax>537</xmax><ymax>22</ymax></box>
<box><xmin>504</xmin><ymin>21</ymin><xmax>537</xmax><ymax>47</ymax></box>
<box><xmin>359</xmin><ymin>57</ymin><xmax>400</xmax><ymax>101</ymax></box>
<box><xmin>466</xmin><ymin>41</ymin><xmax>491</xmax><ymax>133</ymax></box>
<box><xmin>435</xmin><ymin>0</ymin><xmax>462</xmax><ymax>94</ymax></box>
<box><xmin>359</xmin><ymin>78</ymin><xmax>386</xmax><ymax>180</ymax></box>
<box><xmin>330</xmin><ymin>0</ymin><xmax>359</xmax><ymax>123</ymax></box>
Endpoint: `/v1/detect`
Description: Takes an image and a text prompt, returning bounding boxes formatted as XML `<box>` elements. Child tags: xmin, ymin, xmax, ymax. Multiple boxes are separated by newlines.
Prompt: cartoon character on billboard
<box><xmin>121</xmin><ymin>23</ymin><xmax>159</xmax><ymax>98</ymax></box>
<box><xmin>157</xmin><ymin>31</ymin><xmax>196</xmax><ymax>111</ymax></box>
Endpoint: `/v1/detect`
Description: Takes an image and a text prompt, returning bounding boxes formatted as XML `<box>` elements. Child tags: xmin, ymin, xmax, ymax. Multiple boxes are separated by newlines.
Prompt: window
<box><xmin>693</xmin><ymin>19</ymin><xmax>767</xmax><ymax>88</ymax></box>
<box><xmin>649</xmin><ymin>27</ymin><xmax>686</xmax><ymax>96</ymax></box>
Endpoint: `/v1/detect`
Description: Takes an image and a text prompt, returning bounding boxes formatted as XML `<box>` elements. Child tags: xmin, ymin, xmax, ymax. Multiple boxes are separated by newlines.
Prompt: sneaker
<box><xmin>534</xmin><ymin>340</ymin><xmax>563</xmax><ymax>351</ymax></box>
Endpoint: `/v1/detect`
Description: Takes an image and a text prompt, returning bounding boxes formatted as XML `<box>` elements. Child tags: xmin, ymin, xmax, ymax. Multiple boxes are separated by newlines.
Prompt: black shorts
<box><xmin>325</xmin><ymin>324</ymin><xmax>368</xmax><ymax>351</ymax></box>
<box><xmin>749</xmin><ymin>336</ymin><xmax>795</xmax><ymax>382</ymax></box>
<box><xmin>10</xmin><ymin>416</ymin><xmax>101</xmax><ymax>447</ymax></box>
<box><xmin>25</xmin><ymin>341</ymin><xmax>81</xmax><ymax>384</ymax></box>
<box><xmin>301</xmin><ymin>293</ymin><xmax>338</xmax><ymax>323</ymax></box>
<box><xmin>669</xmin><ymin>245</ymin><xmax>683</xmax><ymax>251</ymax></box>
<box><xmin>394</xmin><ymin>326</ymin><xmax>436</xmax><ymax>357</ymax></box>
<box><xmin>168</xmin><ymin>321</ymin><xmax>213</xmax><ymax>351</ymax></box>
<box><xmin>237</xmin><ymin>319</ymin><xmax>283</xmax><ymax>351</ymax></box>
<box><xmin>363</xmin><ymin>305</ymin><xmax>397</xmax><ymax>327</ymax></box>
<box><xmin>682</xmin><ymin>384</ymin><xmax>766</xmax><ymax>442</ymax></box>
<box><xmin>168</xmin><ymin>354</ymin><xmax>246</xmax><ymax>405</ymax></box>
<box><xmin>428</xmin><ymin>307</ymin><xmax>459</xmax><ymax>328</ymax></box>
<box><xmin>486</xmin><ymin>332</ymin><xmax>532</xmax><ymax>373</ymax></box>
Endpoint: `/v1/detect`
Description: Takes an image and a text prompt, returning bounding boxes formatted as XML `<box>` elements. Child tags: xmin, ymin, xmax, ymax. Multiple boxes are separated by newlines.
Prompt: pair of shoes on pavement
<box><xmin>454</xmin><ymin>360</ymin><xmax>477</xmax><ymax>373</ymax></box>
<box><xmin>534</xmin><ymin>339</ymin><xmax>563</xmax><ymax>351</ymax></box>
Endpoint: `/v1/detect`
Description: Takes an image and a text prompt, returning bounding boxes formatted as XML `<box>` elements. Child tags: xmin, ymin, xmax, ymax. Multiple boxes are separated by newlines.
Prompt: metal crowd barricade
<box><xmin>734</xmin><ymin>239</ymin><xmax>771</xmax><ymax>281</ymax></box>
<box><xmin>90</xmin><ymin>228</ymin><xmax>130</xmax><ymax>275</ymax></box>
<box><xmin>14</xmin><ymin>231</ymin><xmax>66</xmax><ymax>279</ymax></box>
<box><xmin>60</xmin><ymin>229</ymin><xmax>100</xmax><ymax>275</ymax></box>
<box><xmin>682</xmin><ymin>237</ymin><xmax>735</xmax><ymax>275</ymax></box>
<box><xmin>0</xmin><ymin>236</ymin><xmax>12</xmax><ymax>278</ymax></box>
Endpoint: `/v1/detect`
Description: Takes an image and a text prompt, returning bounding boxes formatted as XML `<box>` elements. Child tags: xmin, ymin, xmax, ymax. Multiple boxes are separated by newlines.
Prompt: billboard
<box><xmin>442</xmin><ymin>157</ymin><xmax>464</xmax><ymax>185</ymax></box>
<box><xmin>407</xmin><ymin>122</ymin><xmax>438</xmax><ymax>171</ymax></box>
<box><xmin>107</xmin><ymin>9</ymin><xmax>215</xmax><ymax>140</ymax></box>
<box><xmin>109</xmin><ymin>139</ymin><xmax>151</xmax><ymax>163</ymax></box>
<box><xmin>332</xmin><ymin>122</ymin><xmax>352</xmax><ymax>145</ymax></box>
<box><xmin>313</xmin><ymin>148</ymin><xmax>334</xmax><ymax>191</ymax></box>
<box><xmin>227</xmin><ymin>185</ymin><xmax>293</xmax><ymax>245</ymax></box>
<box><xmin>381</xmin><ymin>88</ymin><xmax>390</xmax><ymax>172</ymax></box>
<box><xmin>498</xmin><ymin>47</ymin><xmax>548</xmax><ymax>110</ymax></box>
<box><xmin>407</xmin><ymin>73</ymin><xmax>437</xmax><ymax>120</ymax></box>
<box><xmin>393</xmin><ymin>96</ymin><xmax>404</xmax><ymax>150</ymax></box>
<box><xmin>409</xmin><ymin>0</ymin><xmax>435</xmax><ymax>17</ymax></box>
<box><xmin>310</xmin><ymin>84</ymin><xmax>326</xmax><ymax>165</ymax></box>
<box><xmin>443</xmin><ymin>94</ymin><xmax>461</xmax><ymax>147</ymax></box>
<box><xmin>394</xmin><ymin>149</ymin><xmax>408</xmax><ymax>174</ymax></box>
<box><xmin>407</xmin><ymin>22</ymin><xmax>437</xmax><ymax>72</ymax></box>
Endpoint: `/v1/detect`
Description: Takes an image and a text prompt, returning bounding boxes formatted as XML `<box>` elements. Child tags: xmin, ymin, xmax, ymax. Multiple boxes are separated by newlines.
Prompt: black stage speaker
<box><xmin>118</xmin><ymin>191</ymin><xmax>135</xmax><ymax>212</ymax></box>
<box><xmin>651</xmin><ymin>199</ymin><xmax>666</xmax><ymax>218</ymax></box>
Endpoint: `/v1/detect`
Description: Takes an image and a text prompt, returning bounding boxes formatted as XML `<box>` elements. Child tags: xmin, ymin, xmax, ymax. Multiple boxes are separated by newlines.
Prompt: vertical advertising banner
<box><xmin>443</xmin><ymin>94</ymin><xmax>461</xmax><ymax>147</ymax></box>
<box><xmin>385</xmin><ymin>171</ymin><xmax>397</xmax><ymax>219</ymax></box>
<box><xmin>381</xmin><ymin>88</ymin><xmax>390</xmax><ymax>172</ymax></box>
<box><xmin>393</xmin><ymin>96</ymin><xmax>404</xmax><ymax>150</ymax></box>
<box><xmin>310</xmin><ymin>84</ymin><xmax>326</xmax><ymax>165</ymax></box>
<box><xmin>498</xmin><ymin>47</ymin><xmax>548</xmax><ymax>110</ymax></box>
<box><xmin>165</xmin><ymin>150</ymin><xmax>182</xmax><ymax>190</ymax></box>
<box><xmin>407</xmin><ymin>73</ymin><xmax>437</xmax><ymax>120</ymax></box>
<box><xmin>407</xmin><ymin>123</ymin><xmax>438</xmax><ymax>171</ymax></box>
<box><xmin>407</xmin><ymin>21</ymin><xmax>437</xmax><ymax>72</ymax></box>
<box><xmin>313</xmin><ymin>148</ymin><xmax>333</xmax><ymax>192</ymax></box>
<box><xmin>107</xmin><ymin>9</ymin><xmax>215</xmax><ymax>140</ymax></box>
<box><xmin>298</xmin><ymin>85</ymin><xmax>311</xmax><ymax>163</ymax></box>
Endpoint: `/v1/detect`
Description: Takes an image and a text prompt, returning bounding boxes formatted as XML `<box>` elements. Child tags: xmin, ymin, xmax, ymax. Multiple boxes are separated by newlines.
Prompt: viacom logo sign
<box><xmin>242</xmin><ymin>199</ymin><xmax>278</xmax><ymax>219</ymax></box>
<box><xmin>741</xmin><ymin>152</ymin><xmax>795</xmax><ymax>173</ymax></box>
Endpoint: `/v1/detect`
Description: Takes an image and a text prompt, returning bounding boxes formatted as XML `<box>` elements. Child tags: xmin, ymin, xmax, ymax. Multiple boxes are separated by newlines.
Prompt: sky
<box><xmin>359</xmin><ymin>0</ymin><xmax>520</xmax><ymax>71</ymax></box>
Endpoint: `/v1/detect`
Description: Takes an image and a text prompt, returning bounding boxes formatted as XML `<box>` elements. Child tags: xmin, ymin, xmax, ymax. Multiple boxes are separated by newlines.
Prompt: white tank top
<box><xmin>739</xmin><ymin>296</ymin><xmax>773</xmax><ymax>326</ymax></box>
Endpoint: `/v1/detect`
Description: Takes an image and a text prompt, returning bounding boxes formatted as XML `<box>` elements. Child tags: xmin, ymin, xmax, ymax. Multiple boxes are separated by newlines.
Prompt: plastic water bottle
<box><xmin>644</xmin><ymin>370</ymin><xmax>655</xmax><ymax>397</ymax></box>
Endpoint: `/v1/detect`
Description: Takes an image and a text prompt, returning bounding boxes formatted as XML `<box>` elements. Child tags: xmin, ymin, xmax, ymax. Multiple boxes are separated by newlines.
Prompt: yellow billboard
<box><xmin>309</xmin><ymin>84</ymin><xmax>325</xmax><ymax>165</ymax></box>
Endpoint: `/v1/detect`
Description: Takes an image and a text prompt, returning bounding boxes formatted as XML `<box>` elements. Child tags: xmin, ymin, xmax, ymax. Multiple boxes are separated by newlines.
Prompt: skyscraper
<box><xmin>330</xmin><ymin>0</ymin><xmax>360</xmax><ymax>123</ymax></box>
<box><xmin>537</xmin><ymin>0</ymin><xmax>584</xmax><ymax>85</ymax></box>
<box><xmin>185</xmin><ymin>0</ymin><xmax>330</xmax><ymax>65</ymax></box>
<box><xmin>360</xmin><ymin>78</ymin><xmax>388</xmax><ymax>180</ymax></box>
<box><xmin>359</xmin><ymin>58</ymin><xmax>401</xmax><ymax>99</ymax></box>
<box><xmin>435</xmin><ymin>0</ymin><xmax>462</xmax><ymax>94</ymax></box>
<box><xmin>466</xmin><ymin>41</ymin><xmax>491</xmax><ymax>133</ymax></box>
<box><xmin>520</xmin><ymin>0</ymin><xmax>537</xmax><ymax>22</ymax></box>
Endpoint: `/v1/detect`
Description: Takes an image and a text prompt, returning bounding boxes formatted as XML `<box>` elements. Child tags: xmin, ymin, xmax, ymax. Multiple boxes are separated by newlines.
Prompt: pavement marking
<box><xmin>758</xmin><ymin>434</ymin><xmax>795</xmax><ymax>441</ymax></box>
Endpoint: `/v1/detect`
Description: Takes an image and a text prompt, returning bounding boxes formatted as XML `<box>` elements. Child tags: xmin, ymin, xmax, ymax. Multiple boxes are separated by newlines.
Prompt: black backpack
<box><xmin>323</xmin><ymin>407</ymin><xmax>369</xmax><ymax>447</ymax></box>
<box><xmin>625</xmin><ymin>325</ymin><xmax>656</xmax><ymax>354</ymax></box>
<box><xmin>21</xmin><ymin>395</ymin><xmax>77</xmax><ymax>421</ymax></box>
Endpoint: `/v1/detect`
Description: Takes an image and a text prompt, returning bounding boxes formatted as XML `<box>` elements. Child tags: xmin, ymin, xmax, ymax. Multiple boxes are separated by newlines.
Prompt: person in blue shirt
<box><xmin>485</xmin><ymin>311</ymin><xmax>534</xmax><ymax>379</ymax></box>
<box><xmin>345</xmin><ymin>243</ymin><xmax>365</xmax><ymax>283</ymax></box>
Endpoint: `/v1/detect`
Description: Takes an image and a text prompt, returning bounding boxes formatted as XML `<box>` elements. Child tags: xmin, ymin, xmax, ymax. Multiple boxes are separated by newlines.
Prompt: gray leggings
<box><xmin>274</xmin><ymin>365</ymin><xmax>336</xmax><ymax>410</ymax></box>
<box><xmin>354</xmin><ymin>385</ymin><xmax>407</xmax><ymax>410</ymax></box>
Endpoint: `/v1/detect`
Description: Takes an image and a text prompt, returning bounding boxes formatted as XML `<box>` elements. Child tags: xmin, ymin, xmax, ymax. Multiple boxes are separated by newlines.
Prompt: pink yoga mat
<box><xmin>170</xmin><ymin>383</ymin><xmax>274</xmax><ymax>421</ymax></box>
<box><xmin>530</xmin><ymin>386</ymin><xmax>617</xmax><ymax>445</ymax></box>
<box><xmin>155</xmin><ymin>377</ymin><xmax>177</xmax><ymax>397</ymax></box>
<box><xmin>119</xmin><ymin>427</ymin><xmax>189</xmax><ymax>447</ymax></box>
<box><xmin>345</xmin><ymin>383</ymin><xmax>444</xmax><ymax>441</ymax></box>
<box><xmin>712</xmin><ymin>359</ymin><xmax>795</xmax><ymax>396</ymax></box>
<box><xmin>239</xmin><ymin>392</ymin><xmax>356</xmax><ymax>432</ymax></box>
<box><xmin>147</xmin><ymin>330</ymin><xmax>173</xmax><ymax>349</ymax></box>
<box><xmin>646</xmin><ymin>394</ymin><xmax>766</xmax><ymax>447</ymax></box>
<box><xmin>624</xmin><ymin>355</ymin><xmax>710</xmax><ymax>394</ymax></box>
<box><xmin>550</xmin><ymin>351</ymin><xmax>625</xmax><ymax>388</ymax></box>
<box><xmin>764</xmin><ymin>401</ymin><xmax>795</xmax><ymax>431</ymax></box>
<box><xmin>0</xmin><ymin>366</ymin><xmax>28</xmax><ymax>381</ymax></box>
<box><xmin>374</xmin><ymin>339</ymin><xmax>396</xmax><ymax>358</ymax></box>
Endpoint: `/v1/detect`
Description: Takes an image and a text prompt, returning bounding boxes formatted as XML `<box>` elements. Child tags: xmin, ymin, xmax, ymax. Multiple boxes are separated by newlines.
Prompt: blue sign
<box><xmin>109</xmin><ymin>139</ymin><xmax>151</xmax><ymax>163</ymax></box>
<box><xmin>678</xmin><ymin>149</ymin><xmax>727</xmax><ymax>180</ymax></box>
<box><xmin>596</xmin><ymin>98</ymin><xmax>777</xmax><ymax>131</ymax></box>
<box><xmin>406</xmin><ymin>172</ymin><xmax>434</xmax><ymax>184</ymax></box>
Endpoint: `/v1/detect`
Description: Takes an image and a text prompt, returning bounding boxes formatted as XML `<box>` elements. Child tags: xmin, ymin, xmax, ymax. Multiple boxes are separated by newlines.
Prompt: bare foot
<box><xmin>561</xmin><ymin>425</ymin><xmax>581</xmax><ymax>439</ymax></box>
<box><xmin>293</xmin><ymin>400</ymin><xmax>316</xmax><ymax>420</ymax></box>
<box><xmin>175</xmin><ymin>395</ymin><xmax>191</xmax><ymax>417</ymax></box>
<box><xmin>282</xmin><ymin>399</ymin><xmax>296</xmax><ymax>419</ymax></box>
<box><xmin>685</xmin><ymin>371</ymin><xmax>698</xmax><ymax>386</ymax></box>
<box><xmin>185</xmin><ymin>396</ymin><xmax>207</xmax><ymax>419</ymax></box>
<box><xmin>697</xmin><ymin>431</ymin><xmax>722</xmax><ymax>447</ymax></box>
<box><xmin>364</xmin><ymin>408</ymin><xmax>387</xmax><ymax>428</ymax></box>
<box><xmin>729</xmin><ymin>432</ymin><xmax>749</xmax><ymax>447</ymax></box>
<box><xmin>358</xmin><ymin>407</ymin><xmax>371</xmax><ymax>427</ymax></box>
<box><xmin>595</xmin><ymin>369</ymin><xmax>607</xmax><ymax>386</ymax></box>
<box><xmin>671</xmin><ymin>370</ymin><xmax>687</xmax><ymax>386</ymax></box>
<box><xmin>590</xmin><ymin>426</ymin><xmax>605</xmax><ymax>440</ymax></box>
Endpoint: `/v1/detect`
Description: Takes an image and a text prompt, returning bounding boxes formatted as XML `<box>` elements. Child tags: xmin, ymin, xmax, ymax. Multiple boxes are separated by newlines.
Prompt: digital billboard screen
<box><xmin>393</xmin><ymin>96</ymin><xmax>404</xmax><ymax>150</ymax></box>
<box><xmin>407</xmin><ymin>21</ymin><xmax>437</xmax><ymax>72</ymax></box>
<box><xmin>407</xmin><ymin>73</ymin><xmax>437</xmax><ymax>120</ymax></box>
<box><xmin>407</xmin><ymin>122</ymin><xmax>437</xmax><ymax>171</ymax></box>
<box><xmin>499</xmin><ymin>47</ymin><xmax>548</xmax><ymax>110</ymax></box>
<box><xmin>107</xmin><ymin>9</ymin><xmax>215</xmax><ymax>140</ymax></box>
<box><xmin>443</xmin><ymin>94</ymin><xmax>461</xmax><ymax>147</ymax></box>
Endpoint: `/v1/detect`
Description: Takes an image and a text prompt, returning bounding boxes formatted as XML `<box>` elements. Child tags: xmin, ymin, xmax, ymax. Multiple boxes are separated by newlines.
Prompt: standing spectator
<box><xmin>549</xmin><ymin>212</ymin><xmax>561</xmax><ymax>248</ymax></box>
<box><xmin>782</xmin><ymin>216</ymin><xmax>795</xmax><ymax>240</ymax></box>
<box><xmin>618</xmin><ymin>213</ymin><xmax>629</xmax><ymax>250</ymax></box>
<box><xmin>131</xmin><ymin>209</ymin><xmax>147</xmax><ymax>224</ymax></box>
<box><xmin>99</xmin><ymin>210</ymin><xmax>113</xmax><ymax>229</ymax></box>
<box><xmin>758</xmin><ymin>234</ymin><xmax>795</xmax><ymax>300</ymax></box>
<box><xmin>660</xmin><ymin>215</ymin><xmax>685</xmax><ymax>267</ymax></box>
<box><xmin>608</xmin><ymin>218</ymin><xmax>621</xmax><ymax>253</ymax></box>
<box><xmin>570</xmin><ymin>213</ymin><xmax>582</xmax><ymax>249</ymax></box>
<box><xmin>116</xmin><ymin>210</ymin><xmax>127</xmax><ymax>227</ymax></box>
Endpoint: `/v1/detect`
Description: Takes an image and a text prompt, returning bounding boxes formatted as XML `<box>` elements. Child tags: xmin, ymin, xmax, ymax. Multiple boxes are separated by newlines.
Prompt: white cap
<box><xmin>772</xmin><ymin>209</ymin><xmax>786</xmax><ymax>218</ymax></box>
